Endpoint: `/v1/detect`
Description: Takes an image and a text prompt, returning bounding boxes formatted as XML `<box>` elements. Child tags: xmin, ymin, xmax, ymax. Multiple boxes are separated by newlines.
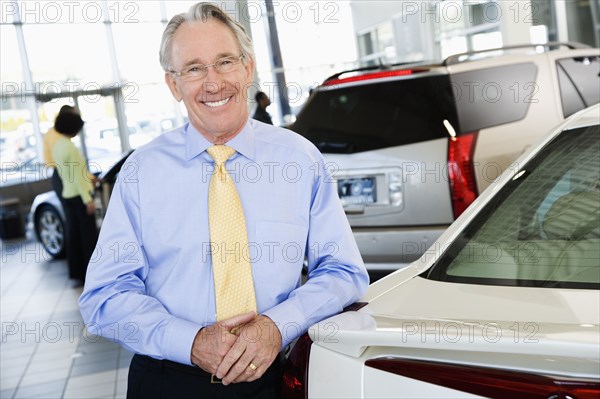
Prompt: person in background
<box><xmin>43</xmin><ymin>105</ymin><xmax>77</xmax><ymax>202</ymax></box>
<box><xmin>52</xmin><ymin>108</ymin><xmax>98</xmax><ymax>287</ymax></box>
<box><xmin>79</xmin><ymin>3</ymin><xmax>368</xmax><ymax>398</ymax></box>
<box><xmin>252</xmin><ymin>91</ymin><xmax>273</xmax><ymax>125</ymax></box>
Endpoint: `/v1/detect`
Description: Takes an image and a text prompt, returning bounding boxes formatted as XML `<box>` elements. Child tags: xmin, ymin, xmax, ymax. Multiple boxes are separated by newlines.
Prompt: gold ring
<box><xmin>248</xmin><ymin>363</ymin><xmax>257</xmax><ymax>371</ymax></box>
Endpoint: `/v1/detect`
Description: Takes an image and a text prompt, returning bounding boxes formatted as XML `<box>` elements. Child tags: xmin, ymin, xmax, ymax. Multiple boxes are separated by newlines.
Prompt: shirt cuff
<box><xmin>164</xmin><ymin>317</ymin><xmax>203</xmax><ymax>365</ymax></box>
<box><xmin>262</xmin><ymin>301</ymin><xmax>308</xmax><ymax>349</ymax></box>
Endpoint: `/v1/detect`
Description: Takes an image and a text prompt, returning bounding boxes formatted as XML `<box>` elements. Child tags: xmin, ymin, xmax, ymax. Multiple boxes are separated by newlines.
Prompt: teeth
<box><xmin>204</xmin><ymin>97</ymin><xmax>230</xmax><ymax>108</ymax></box>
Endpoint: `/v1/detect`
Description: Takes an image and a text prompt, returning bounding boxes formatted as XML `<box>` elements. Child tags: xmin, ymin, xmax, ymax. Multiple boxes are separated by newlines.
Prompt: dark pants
<box><xmin>62</xmin><ymin>196</ymin><xmax>98</xmax><ymax>281</ymax></box>
<box><xmin>51</xmin><ymin>169</ymin><xmax>63</xmax><ymax>203</ymax></box>
<box><xmin>127</xmin><ymin>354</ymin><xmax>283</xmax><ymax>399</ymax></box>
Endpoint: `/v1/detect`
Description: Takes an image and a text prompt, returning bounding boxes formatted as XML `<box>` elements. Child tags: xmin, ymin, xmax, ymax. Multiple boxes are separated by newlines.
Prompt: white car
<box><xmin>289</xmin><ymin>43</ymin><xmax>599</xmax><ymax>269</ymax></box>
<box><xmin>281</xmin><ymin>104</ymin><xmax>600</xmax><ymax>398</ymax></box>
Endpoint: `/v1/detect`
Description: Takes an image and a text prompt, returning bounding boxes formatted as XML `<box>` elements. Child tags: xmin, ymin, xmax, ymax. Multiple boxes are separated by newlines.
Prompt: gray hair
<box><xmin>159</xmin><ymin>2</ymin><xmax>255</xmax><ymax>72</ymax></box>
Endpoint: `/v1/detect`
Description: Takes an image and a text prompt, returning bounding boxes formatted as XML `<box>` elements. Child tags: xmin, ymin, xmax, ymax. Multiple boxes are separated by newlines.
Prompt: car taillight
<box><xmin>448</xmin><ymin>131</ymin><xmax>478</xmax><ymax>218</ymax></box>
<box><xmin>322</xmin><ymin>69</ymin><xmax>427</xmax><ymax>87</ymax></box>
<box><xmin>365</xmin><ymin>358</ymin><xmax>600</xmax><ymax>399</ymax></box>
<box><xmin>281</xmin><ymin>333</ymin><xmax>313</xmax><ymax>399</ymax></box>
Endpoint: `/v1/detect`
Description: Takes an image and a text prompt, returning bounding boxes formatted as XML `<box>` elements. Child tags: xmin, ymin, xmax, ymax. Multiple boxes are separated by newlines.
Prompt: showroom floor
<box><xmin>1</xmin><ymin>238</ymin><xmax>131</xmax><ymax>399</ymax></box>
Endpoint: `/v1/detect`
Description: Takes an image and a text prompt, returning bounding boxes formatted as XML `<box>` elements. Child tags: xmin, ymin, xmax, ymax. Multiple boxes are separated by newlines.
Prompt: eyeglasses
<box><xmin>170</xmin><ymin>54</ymin><xmax>245</xmax><ymax>81</ymax></box>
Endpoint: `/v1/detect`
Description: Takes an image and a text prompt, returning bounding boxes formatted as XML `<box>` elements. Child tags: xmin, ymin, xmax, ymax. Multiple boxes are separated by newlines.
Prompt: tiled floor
<box><xmin>1</xmin><ymin>237</ymin><xmax>131</xmax><ymax>399</ymax></box>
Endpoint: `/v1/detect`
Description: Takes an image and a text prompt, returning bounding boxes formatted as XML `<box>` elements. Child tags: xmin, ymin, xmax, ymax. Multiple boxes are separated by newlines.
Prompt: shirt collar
<box><xmin>184</xmin><ymin>120</ymin><xmax>256</xmax><ymax>162</ymax></box>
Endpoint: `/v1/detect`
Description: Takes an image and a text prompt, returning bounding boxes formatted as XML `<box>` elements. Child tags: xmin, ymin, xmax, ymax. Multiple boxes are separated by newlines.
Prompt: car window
<box><xmin>425</xmin><ymin>124</ymin><xmax>600</xmax><ymax>289</ymax></box>
<box><xmin>557</xmin><ymin>56</ymin><xmax>600</xmax><ymax>118</ymax></box>
<box><xmin>290</xmin><ymin>75</ymin><xmax>458</xmax><ymax>154</ymax></box>
<box><xmin>451</xmin><ymin>63</ymin><xmax>538</xmax><ymax>133</ymax></box>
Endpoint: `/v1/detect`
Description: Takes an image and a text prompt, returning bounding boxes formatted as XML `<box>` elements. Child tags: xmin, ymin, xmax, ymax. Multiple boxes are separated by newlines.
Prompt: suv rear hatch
<box><xmin>290</xmin><ymin>69</ymin><xmax>477</xmax><ymax>263</ymax></box>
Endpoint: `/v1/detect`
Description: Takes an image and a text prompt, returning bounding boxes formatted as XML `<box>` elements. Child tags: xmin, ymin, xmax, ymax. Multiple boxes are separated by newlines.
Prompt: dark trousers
<box><xmin>127</xmin><ymin>354</ymin><xmax>283</xmax><ymax>399</ymax></box>
<box><xmin>62</xmin><ymin>196</ymin><xmax>98</xmax><ymax>280</ymax></box>
<box><xmin>51</xmin><ymin>169</ymin><xmax>63</xmax><ymax>203</ymax></box>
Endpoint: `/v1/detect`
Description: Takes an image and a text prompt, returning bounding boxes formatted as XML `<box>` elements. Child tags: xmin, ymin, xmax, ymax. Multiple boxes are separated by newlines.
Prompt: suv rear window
<box><xmin>450</xmin><ymin>63</ymin><xmax>538</xmax><ymax>133</ymax></box>
<box><xmin>290</xmin><ymin>75</ymin><xmax>458</xmax><ymax>154</ymax></box>
<box><xmin>425</xmin><ymin>125</ymin><xmax>600</xmax><ymax>289</ymax></box>
<box><xmin>557</xmin><ymin>56</ymin><xmax>600</xmax><ymax>118</ymax></box>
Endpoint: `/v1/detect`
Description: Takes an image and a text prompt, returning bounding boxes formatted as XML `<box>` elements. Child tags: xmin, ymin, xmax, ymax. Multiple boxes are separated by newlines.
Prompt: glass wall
<box><xmin>356</xmin><ymin>0</ymin><xmax>600</xmax><ymax>66</ymax></box>
<box><xmin>0</xmin><ymin>0</ymin><xmax>193</xmax><ymax>174</ymax></box>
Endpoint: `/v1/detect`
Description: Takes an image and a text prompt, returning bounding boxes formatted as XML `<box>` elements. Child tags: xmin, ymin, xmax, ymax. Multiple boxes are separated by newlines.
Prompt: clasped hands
<box><xmin>190</xmin><ymin>312</ymin><xmax>282</xmax><ymax>385</ymax></box>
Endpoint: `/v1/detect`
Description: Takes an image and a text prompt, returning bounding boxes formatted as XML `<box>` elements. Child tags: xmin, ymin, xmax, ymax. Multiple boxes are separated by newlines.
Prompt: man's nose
<box><xmin>202</xmin><ymin>69</ymin><xmax>224</xmax><ymax>92</ymax></box>
<box><xmin>202</xmin><ymin>80</ymin><xmax>221</xmax><ymax>93</ymax></box>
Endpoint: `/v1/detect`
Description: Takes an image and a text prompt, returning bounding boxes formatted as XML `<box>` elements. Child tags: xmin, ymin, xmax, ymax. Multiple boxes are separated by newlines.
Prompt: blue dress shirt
<box><xmin>79</xmin><ymin>119</ymin><xmax>368</xmax><ymax>365</ymax></box>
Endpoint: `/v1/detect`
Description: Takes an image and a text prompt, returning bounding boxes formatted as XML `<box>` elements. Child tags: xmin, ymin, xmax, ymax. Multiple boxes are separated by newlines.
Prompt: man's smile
<box><xmin>203</xmin><ymin>97</ymin><xmax>231</xmax><ymax>108</ymax></box>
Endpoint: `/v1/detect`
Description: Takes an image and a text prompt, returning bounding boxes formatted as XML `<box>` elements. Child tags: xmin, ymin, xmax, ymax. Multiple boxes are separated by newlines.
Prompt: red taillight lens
<box><xmin>366</xmin><ymin>358</ymin><xmax>600</xmax><ymax>399</ymax></box>
<box><xmin>281</xmin><ymin>333</ymin><xmax>313</xmax><ymax>399</ymax></box>
<box><xmin>448</xmin><ymin>131</ymin><xmax>478</xmax><ymax>218</ymax></box>
<box><xmin>323</xmin><ymin>69</ymin><xmax>427</xmax><ymax>87</ymax></box>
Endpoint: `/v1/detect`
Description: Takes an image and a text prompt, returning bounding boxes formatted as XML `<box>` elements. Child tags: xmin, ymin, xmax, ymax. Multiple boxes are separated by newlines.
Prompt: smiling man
<box><xmin>79</xmin><ymin>3</ymin><xmax>368</xmax><ymax>398</ymax></box>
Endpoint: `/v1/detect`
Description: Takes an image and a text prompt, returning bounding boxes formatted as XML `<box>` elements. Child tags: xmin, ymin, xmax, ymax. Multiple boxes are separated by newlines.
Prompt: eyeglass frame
<box><xmin>169</xmin><ymin>54</ymin><xmax>246</xmax><ymax>81</ymax></box>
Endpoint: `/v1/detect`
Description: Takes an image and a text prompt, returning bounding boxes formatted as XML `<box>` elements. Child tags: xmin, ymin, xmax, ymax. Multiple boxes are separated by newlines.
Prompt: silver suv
<box><xmin>289</xmin><ymin>43</ymin><xmax>600</xmax><ymax>269</ymax></box>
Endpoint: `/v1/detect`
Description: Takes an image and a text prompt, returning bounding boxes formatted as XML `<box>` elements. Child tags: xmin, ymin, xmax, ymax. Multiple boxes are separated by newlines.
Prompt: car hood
<box><xmin>310</xmin><ymin>275</ymin><xmax>600</xmax><ymax>367</ymax></box>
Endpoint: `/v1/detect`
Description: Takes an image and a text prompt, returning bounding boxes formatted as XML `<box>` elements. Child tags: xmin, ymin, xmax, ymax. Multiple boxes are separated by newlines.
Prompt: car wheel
<box><xmin>35</xmin><ymin>205</ymin><xmax>66</xmax><ymax>259</ymax></box>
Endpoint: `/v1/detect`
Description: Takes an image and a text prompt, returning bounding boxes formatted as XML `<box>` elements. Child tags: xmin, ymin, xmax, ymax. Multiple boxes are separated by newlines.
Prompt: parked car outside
<box><xmin>281</xmin><ymin>104</ymin><xmax>600</xmax><ymax>398</ymax></box>
<box><xmin>28</xmin><ymin>151</ymin><xmax>132</xmax><ymax>258</ymax></box>
<box><xmin>289</xmin><ymin>43</ymin><xmax>600</xmax><ymax>269</ymax></box>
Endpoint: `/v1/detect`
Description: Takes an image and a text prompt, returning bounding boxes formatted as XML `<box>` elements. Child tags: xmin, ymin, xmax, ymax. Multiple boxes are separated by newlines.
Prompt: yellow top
<box><xmin>43</xmin><ymin>128</ymin><xmax>62</xmax><ymax>166</ymax></box>
<box><xmin>52</xmin><ymin>136</ymin><xmax>94</xmax><ymax>204</ymax></box>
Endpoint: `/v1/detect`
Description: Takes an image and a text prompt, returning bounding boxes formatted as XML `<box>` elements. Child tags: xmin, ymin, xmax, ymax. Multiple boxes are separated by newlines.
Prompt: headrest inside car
<box><xmin>543</xmin><ymin>191</ymin><xmax>600</xmax><ymax>240</ymax></box>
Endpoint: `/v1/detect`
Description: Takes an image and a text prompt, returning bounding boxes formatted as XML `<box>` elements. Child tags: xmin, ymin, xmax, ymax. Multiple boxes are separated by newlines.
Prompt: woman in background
<box><xmin>52</xmin><ymin>108</ymin><xmax>98</xmax><ymax>286</ymax></box>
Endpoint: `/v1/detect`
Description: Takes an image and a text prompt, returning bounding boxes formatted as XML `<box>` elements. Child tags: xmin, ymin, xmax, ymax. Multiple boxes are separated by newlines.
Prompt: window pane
<box><xmin>106</xmin><ymin>1</ymin><xmax>161</xmax><ymax>23</ymax></box>
<box><xmin>113</xmin><ymin>22</ymin><xmax>165</xmax><ymax>83</ymax></box>
<box><xmin>557</xmin><ymin>65</ymin><xmax>587</xmax><ymax>118</ymax></box>
<box><xmin>291</xmin><ymin>75</ymin><xmax>458</xmax><ymax>154</ymax></box>
<box><xmin>0</xmin><ymin>25</ymin><xmax>23</xmax><ymax>85</ymax></box>
<box><xmin>24</xmin><ymin>24</ymin><xmax>113</xmax><ymax>85</ymax></box>
<box><xmin>123</xmin><ymin>84</ymin><xmax>182</xmax><ymax>150</ymax></box>
<box><xmin>359</xmin><ymin>32</ymin><xmax>374</xmax><ymax>57</ymax></box>
<box><xmin>557</xmin><ymin>56</ymin><xmax>600</xmax><ymax>117</ymax></box>
<box><xmin>376</xmin><ymin>22</ymin><xmax>396</xmax><ymax>62</ymax></box>
<box><xmin>566</xmin><ymin>0</ymin><xmax>596</xmax><ymax>47</ymax></box>
<box><xmin>0</xmin><ymin>101</ymin><xmax>35</xmax><ymax>167</ymax></box>
<box><xmin>77</xmin><ymin>94</ymin><xmax>123</xmax><ymax>171</ymax></box>
<box><xmin>471</xmin><ymin>31</ymin><xmax>502</xmax><ymax>51</ymax></box>
<box><xmin>164</xmin><ymin>1</ymin><xmax>198</xmax><ymax>19</ymax></box>
<box><xmin>451</xmin><ymin>63</ymin><xmax>538</xmax><ymax>133</ymax></box>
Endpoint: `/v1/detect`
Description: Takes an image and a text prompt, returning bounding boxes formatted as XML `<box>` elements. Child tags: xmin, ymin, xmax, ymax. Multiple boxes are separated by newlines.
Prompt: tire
<box><xmin>35</xmin><ymin>204</ymin><xmax>66</xmax><ymax>259</ymax></box>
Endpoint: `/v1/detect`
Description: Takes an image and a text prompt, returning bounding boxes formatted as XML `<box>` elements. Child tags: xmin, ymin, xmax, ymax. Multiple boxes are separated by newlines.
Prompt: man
<box><xmin>79</xmin><ymin>3</ymin><xmax>368</xmax><ymax>398</ymax></box>
<box><xmin>252</xmin><ymin>91</ymin><xmax>273</xmax><ymax>125</ymax></box>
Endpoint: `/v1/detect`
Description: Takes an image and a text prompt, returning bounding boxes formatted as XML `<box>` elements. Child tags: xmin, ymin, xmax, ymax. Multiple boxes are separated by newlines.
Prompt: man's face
<box><xmin>165</xmin><ymin>19</ymin><xmax>254</xmax><ymax>144</ymax></box>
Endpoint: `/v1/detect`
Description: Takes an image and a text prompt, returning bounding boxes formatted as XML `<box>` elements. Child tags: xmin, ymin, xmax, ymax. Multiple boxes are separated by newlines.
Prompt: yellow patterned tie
<box><xmin>207</xmin><ymin>145</ymin><xmax>257</xmax><ymax>321</ymax></box>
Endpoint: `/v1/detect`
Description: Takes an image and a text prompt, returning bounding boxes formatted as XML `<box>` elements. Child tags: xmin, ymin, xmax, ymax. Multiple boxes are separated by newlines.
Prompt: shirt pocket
<box><xmin>253</xmin><ymin>221</ymin><xmax>307</xmax><ymax>269</ymax></box>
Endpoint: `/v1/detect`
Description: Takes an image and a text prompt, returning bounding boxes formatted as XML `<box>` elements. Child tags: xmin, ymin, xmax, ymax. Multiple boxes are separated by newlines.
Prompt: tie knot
<box><xmin>207</xmin><ymin>145</ymin><xmax>236</xmax><ymax>165</ymax></box>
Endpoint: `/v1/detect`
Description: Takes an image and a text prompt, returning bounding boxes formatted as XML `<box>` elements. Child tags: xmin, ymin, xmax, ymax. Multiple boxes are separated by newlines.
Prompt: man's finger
<box><xmin>222</xmin><ymin>350</ymin><xmax>257</xmax><ymax>385</ymax></box>
<box><xmin>231</xmin><ymin>355</ymin><xmax>268</xmax><ymax>384</ymax></box>
<box><xmin>215</xmin><ymin>339</ymin><xmax>246</xmax><ymax>380</ymax></box>
<box><xmin>220</xmin><ymin>311</ymin><xmax>256</xmax><ymax>332</ymax></box>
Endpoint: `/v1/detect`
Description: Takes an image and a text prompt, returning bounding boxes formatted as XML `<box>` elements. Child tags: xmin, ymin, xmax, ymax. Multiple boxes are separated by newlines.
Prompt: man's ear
<box><xmin>165</xmin><ymin>72</ymin><xmax>183</xmax><ymax>102</ymax></box>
